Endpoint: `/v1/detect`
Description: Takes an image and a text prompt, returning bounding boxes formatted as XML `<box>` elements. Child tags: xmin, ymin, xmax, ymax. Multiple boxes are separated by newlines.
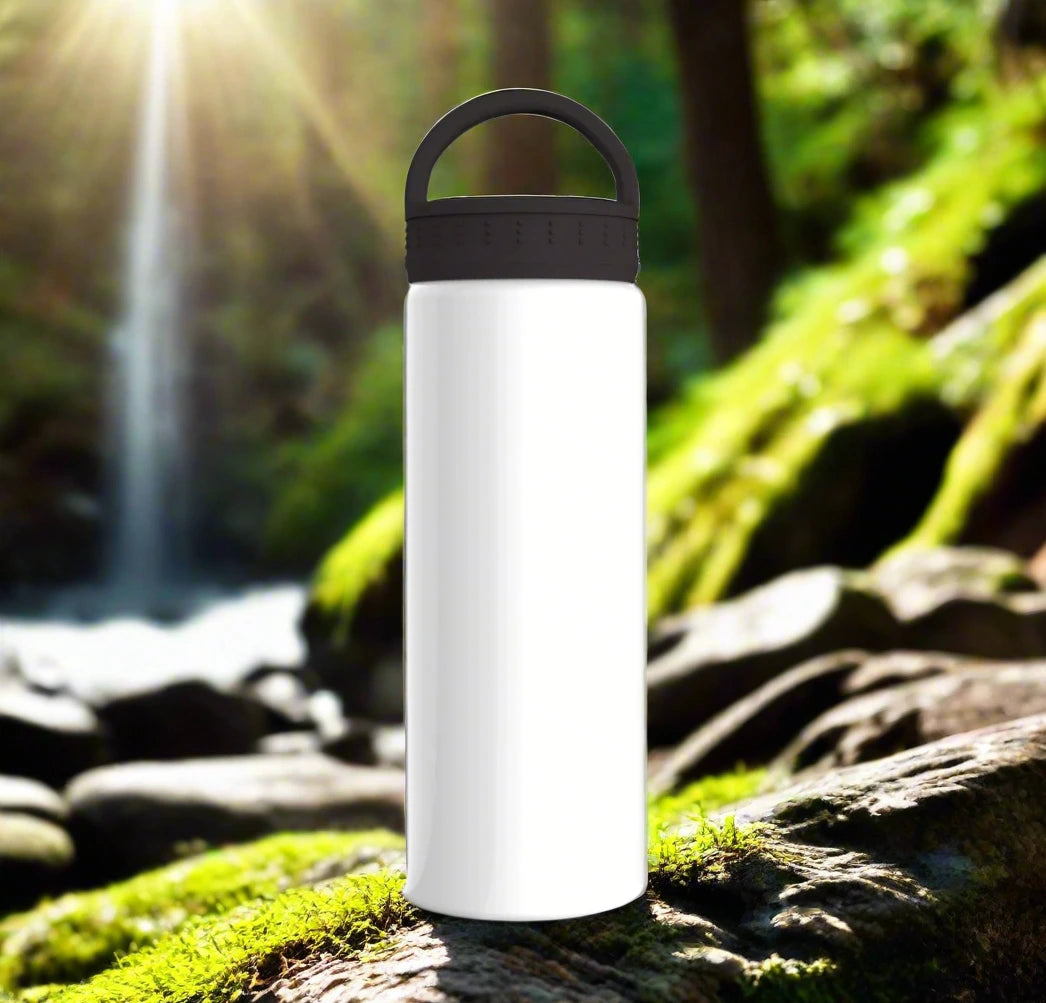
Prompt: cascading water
<box><xmin>108</xmin><ymin>0</ymin><xmax>187</xmax><ymax>601</ymax></box>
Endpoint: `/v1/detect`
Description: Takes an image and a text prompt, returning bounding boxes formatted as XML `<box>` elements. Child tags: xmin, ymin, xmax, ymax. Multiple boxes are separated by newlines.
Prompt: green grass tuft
<box><xmin>0</xmin><ymin>830</ymin><xmax>403</xmax><ymax>993</ymax></box>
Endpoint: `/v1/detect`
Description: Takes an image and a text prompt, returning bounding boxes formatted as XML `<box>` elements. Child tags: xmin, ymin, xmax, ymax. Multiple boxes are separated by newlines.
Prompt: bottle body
<box><xmin>404</xmin><ymin>278</ymin><xmax>647</xmax><ymax>920</ymax></box>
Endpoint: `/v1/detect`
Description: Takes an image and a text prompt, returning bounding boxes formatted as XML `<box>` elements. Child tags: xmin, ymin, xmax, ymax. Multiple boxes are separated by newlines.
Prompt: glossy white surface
<box><xmin>404</xmin><ymin>279</ymin><xmax>647</xmax><ymax>920</ymax></box>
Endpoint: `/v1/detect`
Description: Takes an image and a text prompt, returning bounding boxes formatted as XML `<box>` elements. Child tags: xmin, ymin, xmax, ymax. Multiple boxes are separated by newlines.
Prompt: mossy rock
<box><xmin>0</xmin><ymin>829</ymin><xmax>405</xmax><ymax>994</ymax></box>
<box><xmin>306</xmin><ymin>84</ymin><xmax>1046</xmax><ymax>692</ymax></box>
<box><xmin>0</xmin><ymin>813</ymin><xmax>73</xmax><ymax>916</ymax></box>
<box><xmin>17</xmin><ymin>720</ymin><xmax>1046</xmax><ymax>1000</ymax></box>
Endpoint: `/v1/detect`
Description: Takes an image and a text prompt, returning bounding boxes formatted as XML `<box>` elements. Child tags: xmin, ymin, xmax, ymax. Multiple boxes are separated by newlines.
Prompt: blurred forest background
<box><xmin>2</xmin><ymin>0</ymin><xmax>1046</xmax><ymax>602</ymax></box>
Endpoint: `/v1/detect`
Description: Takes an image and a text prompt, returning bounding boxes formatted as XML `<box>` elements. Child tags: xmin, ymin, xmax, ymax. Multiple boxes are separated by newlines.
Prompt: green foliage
<box><xmin>263</xmin><ymin>324</ymin><xmax>405</xmax><ymax>568</ymax></box>
<box><xmin>756</xmin><ymin>0</ymin><xmax>998</xmax><ymax>255</ymax></box>
<box><xmin>0</xmin><ymin>830</ymin><xmax>403</xmax><ymax>993</ymax></box>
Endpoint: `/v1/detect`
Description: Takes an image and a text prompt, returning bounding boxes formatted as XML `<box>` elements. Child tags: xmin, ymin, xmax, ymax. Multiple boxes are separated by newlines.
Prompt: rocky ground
<box><xmin>1</xmin><ymin>546</ymin><xmax>1046</xmax><ymax>1000</ymax></box>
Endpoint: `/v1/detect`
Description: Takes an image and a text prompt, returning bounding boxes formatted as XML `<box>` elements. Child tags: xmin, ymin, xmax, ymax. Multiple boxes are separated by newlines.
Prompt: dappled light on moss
<box><xmin>38</xmin><ymin>870</ymin><xmax>410</xmax><ymax>1003</ymax></box>
<box><xmin>0</xmin><ymin>830</ymin><xmax>403</xmax><ymax>994</ymax></box>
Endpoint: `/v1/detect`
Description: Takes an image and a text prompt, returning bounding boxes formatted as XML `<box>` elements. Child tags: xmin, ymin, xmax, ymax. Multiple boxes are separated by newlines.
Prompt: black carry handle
<box><xmin>405</xmin><ymin>88</ymin><xmax>640</xmax><ymax>219</ymax></box>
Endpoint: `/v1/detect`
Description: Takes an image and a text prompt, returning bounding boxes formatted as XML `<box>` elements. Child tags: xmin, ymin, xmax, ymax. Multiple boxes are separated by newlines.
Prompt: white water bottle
<box><xmin>403</xmin><ymin>89</ymin><xmax>646</xmax><ymax>920</ymax></box>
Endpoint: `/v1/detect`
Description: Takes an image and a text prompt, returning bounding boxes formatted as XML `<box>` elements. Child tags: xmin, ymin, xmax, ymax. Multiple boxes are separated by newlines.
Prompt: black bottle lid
<box><xmin>405</xmin><ymin>89</ymin><xmax>640</xmax><ymax>284</ymax></box>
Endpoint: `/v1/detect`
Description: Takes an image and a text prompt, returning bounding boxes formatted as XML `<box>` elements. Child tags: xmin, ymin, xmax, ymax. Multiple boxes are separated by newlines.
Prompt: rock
<box><xmin>871</xmin><ymin>545</ymin><xmax>1038</xmax><ymax>618</ymax></box>
<box><xmin>840</xmin><ymin>648</ymin><xmax>964</xmax><ymax>693</ymax></box>
<box><xmin>96</xmin><ymin>680</ymin><xmax>270</xmax><ymax>762</ymax></box>
<box><xmin>258</xmin><ymin>722</ymin><xmax>405</xmax><ymax>768</ymax></box>
<box><xmin>776</xmin><ymin>660</ymin><xmax>1046</xmax><ymax>773</ymax></box>
<box><xmin>0</xmin><ymin>812</ymin><xmax>74</xmax><ymax>915</ymax></box>
<box><xmin>302</xmin><ymin>494</ymin><xmax>405</xmax><ymax>723</ymax></box>
<box><xmin>650</xmin><ymin>649</ymin><xmax>990</xmax><ymax>795</ymax></box>
<box><xmin>648</xmin><ymin>651</ymin><xmax>866</xmax><ymax>796</ymax></box>
<box><xmin>0</xmin><ymin>682</ymin><xmax>107</xmax><ymax>788</ymax></box>
<box><xmin>0</xmin><ymin>775</ymin><xmax>67</xmax><ymax>824</ymax></box>
<box><xmin>266</xmin><ymin>716</ymin><xmax>1046</xmax><ymax>1001</ymax></box>
<box><xmin>67</xmin><ymin>755</ymin><xmax>404</xmax><ymax>880</ymax></box>
<box><xmin>372</xmin><ymin>724</ymin><xmax>406</xmax><ymax>769</ymax></box>
<box><xmin>258</xmin><ymin>731</ymin><xmax>324</xmax><ymax>756</ymax></box>
<box><xmin>647</xmin><ymin>568</ymin><xmax>900</xmax><ymax>746</ymax></box>
<box><xmin>241</xmin><ymin>671</ymin><xmax>314</xmax><ymax>733</ymax></box>
<box><xmin>322</xmin><ymin>720</ymin><xmax>379</xmax><ymax>766</ymax></box>
<box><xmin>902</xmin><ymin>588</ymin><xmax>1046</xmax><ymax>659</ymax></box>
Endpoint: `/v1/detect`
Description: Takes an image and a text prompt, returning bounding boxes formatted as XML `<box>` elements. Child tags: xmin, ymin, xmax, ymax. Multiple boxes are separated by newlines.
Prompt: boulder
<box><xmin>301</xmin><ymin>495</ymin><xmax>405</xmax><ymax>723</ymax></box>
<box><xmin>96</xmin><ymin>680</ymin><xmax>270</xmax><ymax>762</ymax></box>
<box><xmin>0</xmin><ymin>812</ymin><xmax>74</xmax><ymax>915</ymax></box>
<box><xmin>650</xmin><ymin>649</ymin><xmax>980</xmax><ymax>795</ymax></box>
<box><xmin>266</xmin><ymin>716</ymin><xmax>1046</xmax><ymax>1001</ymax></box>
<box><xmin>258</xmin><ymin>722</ymin><xmax>405</xmax><ymax>768</ymax></box>
<box><xmin>840</xmin><ymin>648</ymin><xmax>963</xmax><ymax>692</ymax></box>
<box><xmin>257</xmin><ymin>731</ymin><xmax>324</xmax><ymax>756</ymax></box>
<box><xmin>66</xmin><ymin>755</ymin><xmax>404</xmax><ymax>880</ymax></box>
<box><xmin>648</xmin><ymin>650</ymin><xmax>866</xmax><ymax>796</ymax></box>
<box><xmin>647</xmin><ymin>568</ymin><xmax>900</xmax><ymax>746</ymax></box>
<box><xmin>871</xmin><ymin>545</ymin><xmax>1038</xmax><ymax>618</ymax></box>
<box><xmin>647</xmin><ymin>550</ymin><xmax>1046</xmax><ymax>750</ymax></box>
<box><xmin>241</xmin><ymin>670</ymin><xmax>315</xmax><ymax>733</ymax></box>
<box><xmin>776</xmin><ymin>660</ymin><xmax>1046</xmax><ymax>773</ymax></box>
<box><xmin>371</xmin><ymin>724</ymin><xmax>406</xmax><ymax>769</ymax></box>
<box><xmin>0</xmin><ymin>775</ymin><xmax>67</xmax><ymax>824</ymax></box>
<box><xmin>0</xmin><ymin>682</ymin><xmax>107</xmax><ymax>788</ymax></box>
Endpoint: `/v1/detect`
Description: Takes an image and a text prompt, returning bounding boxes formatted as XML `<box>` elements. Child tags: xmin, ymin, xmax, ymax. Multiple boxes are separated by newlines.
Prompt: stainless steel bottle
<box><xmin>404</xmin><ymin>89</ymin><xmax>646</xmax><ymax>920</ymax></box>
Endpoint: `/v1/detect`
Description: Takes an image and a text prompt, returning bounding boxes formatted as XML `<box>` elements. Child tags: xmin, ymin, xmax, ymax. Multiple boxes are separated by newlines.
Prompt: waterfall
<box><xmin>108</xmin><ymin>0</ymin><xmax>187</xmax><ymax>600</ymax></box>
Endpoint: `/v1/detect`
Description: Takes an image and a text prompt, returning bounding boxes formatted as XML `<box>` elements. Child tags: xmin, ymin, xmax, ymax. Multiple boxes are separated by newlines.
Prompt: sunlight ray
<box><xmin>227</xmin><ymin>0</ymin><xmax>400</xmax><ymax>245</ymax></box>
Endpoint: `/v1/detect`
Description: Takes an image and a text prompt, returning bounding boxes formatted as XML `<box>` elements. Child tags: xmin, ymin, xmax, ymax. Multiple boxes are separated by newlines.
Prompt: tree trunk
<box><xmin>483</xmin><ymin>0</ymin><xmax>556</xmax><ymax>195</ymax></box>
<box><xmin>668</xmin><ymin>0</ymin><xmax>782</xmax><ymax>363</ymax></box>
<box><xmin>420</xmin><ymin>0</ymin><xmax>463</xmax><ymax>127</ymax></box>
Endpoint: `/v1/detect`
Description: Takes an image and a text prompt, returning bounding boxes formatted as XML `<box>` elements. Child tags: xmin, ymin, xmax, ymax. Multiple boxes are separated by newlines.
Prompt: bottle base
<box><xmin>403</xmin><ymin>877</ymin><xmax>648</xmax><ymax>923</ymax></box>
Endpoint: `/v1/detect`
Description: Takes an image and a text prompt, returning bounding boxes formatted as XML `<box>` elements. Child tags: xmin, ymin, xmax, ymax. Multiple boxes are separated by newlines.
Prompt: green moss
<box><xmin>37</xmin><ymin>869</ymin><xmax>410</xmax><ymax>1003</ymax></box>
<box><xmin>895</xmin><ymin>266</ymin><xmax>1046</xmax><ymax>550</ymax></box>
<box><xmin>310</xmin><ymin>489</ymin><xmax>404</xmax><ymax>645</ymax></box>
<box><xmin>0</xmin><ymin>830</ymin><xmax>403</xmax><ymax>993</ymax></box>
<box><xmin>741</xmin><ymin>955</ymin><xmax>841</xmax><ymax>1003</ymax></box>
<box><xmin>645</xmin><ymin>88</ymin><xmax>1046</xmax><ymax>617</ymax></box>
<box><xmin>651</xmin><ymin>816</ymin><xmax>771</xmax><ymax>892</ymax></box>
<box><xmin>648</xmin><ymin>768</ymin><xmax>767</xmax><ymax>837</ymax></box>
